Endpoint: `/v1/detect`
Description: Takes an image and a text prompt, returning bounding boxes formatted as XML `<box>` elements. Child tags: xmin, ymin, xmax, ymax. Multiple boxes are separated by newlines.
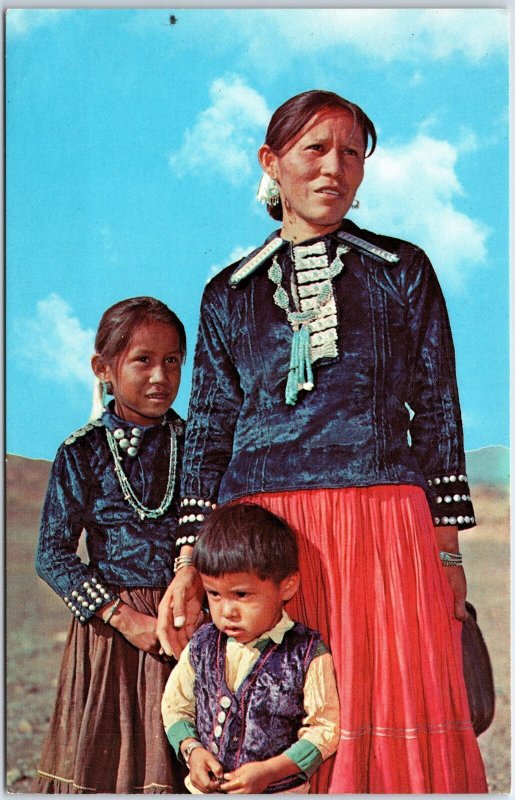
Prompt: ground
<box><xmin>5</xmin><ymin>454</ymin><xmax>510</xmax><ymax>793</ymax></box>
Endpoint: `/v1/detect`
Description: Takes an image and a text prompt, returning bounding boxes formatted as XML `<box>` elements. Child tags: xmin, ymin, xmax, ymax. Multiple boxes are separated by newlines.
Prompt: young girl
<box><xmin>34</xmin><ymin>296</ymin><xmax>188</xmax><ymax>794</ymax></box>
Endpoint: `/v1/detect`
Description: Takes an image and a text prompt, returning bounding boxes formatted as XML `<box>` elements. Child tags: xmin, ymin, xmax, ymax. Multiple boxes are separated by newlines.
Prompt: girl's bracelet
<box><xmin>104</xmin><ymin>597</ymin><xmax>122</xmax><ymax>624</ymax></box>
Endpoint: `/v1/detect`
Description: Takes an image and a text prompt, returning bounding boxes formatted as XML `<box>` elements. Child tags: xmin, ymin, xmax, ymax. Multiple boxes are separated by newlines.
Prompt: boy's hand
<box><xmin>221</xmin><ymin>753</ymin><xmax>301</xmax><ymax>794</ymax></box>
<box><xmin>221</xmin><ymin>762</ymin><xmax>272</xmax><ymax>794</ymax></box>
<box><xmin>188</xmin><ymin>747</ymin><xmax>224</xmax><ymax>793</ymax></box>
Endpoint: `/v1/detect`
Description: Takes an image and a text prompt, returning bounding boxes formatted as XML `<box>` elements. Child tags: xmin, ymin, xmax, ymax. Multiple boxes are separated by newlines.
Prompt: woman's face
<box><xmin>259</xmin><ymin>108</ymin><xmax>365</xmax><ymax>243</ymax></box>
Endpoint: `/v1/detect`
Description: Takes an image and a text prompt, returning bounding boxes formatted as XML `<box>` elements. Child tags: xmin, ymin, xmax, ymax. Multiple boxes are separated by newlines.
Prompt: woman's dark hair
<box><xmin>192</xmin><ymin>503</ymin><xmax>299</xmax><ymax>584</ymax></box>
<box><xmin>94</xmin><ymin>296</ymin><xmax>186</xmax><ymax>364</ymax></box>
<box><xmin>263</xmin><ymin>89</ymin><xmax>377</xmax><ymax>221</ymax></box>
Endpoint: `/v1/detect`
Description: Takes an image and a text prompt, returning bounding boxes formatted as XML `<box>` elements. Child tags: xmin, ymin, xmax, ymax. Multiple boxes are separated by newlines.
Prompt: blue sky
<box><xmin>6</xmin><ymin>8</ymin><xmax>509</xmax><ymax>461</ymax></box>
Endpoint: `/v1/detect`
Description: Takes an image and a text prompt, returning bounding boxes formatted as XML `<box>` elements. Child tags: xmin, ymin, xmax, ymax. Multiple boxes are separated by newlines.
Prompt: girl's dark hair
<box><xmin>94</xmin><ymin>296</ymin><xmax>186</xmax><ymax>363</ymax></box>
<box><xmin>192</xmin><ymin>503</ymin><xmax>299</xmax><ymax>584</ymax></box>
<box><xmin>263</xmin><ymin>89</ymin><xmax>377</xmax><ymax>221</ymax></box>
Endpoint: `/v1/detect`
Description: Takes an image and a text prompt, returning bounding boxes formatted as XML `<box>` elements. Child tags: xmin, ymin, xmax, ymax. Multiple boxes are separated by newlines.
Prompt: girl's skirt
<box><xmin>33</xmin><ymin>587</ymin><xmax>186</xmax><ymax>794</ymax></box>
<box><xmin>241</xmin><ymin>485</ymin><xmax>488</xmax><ymax>794</ymax></box>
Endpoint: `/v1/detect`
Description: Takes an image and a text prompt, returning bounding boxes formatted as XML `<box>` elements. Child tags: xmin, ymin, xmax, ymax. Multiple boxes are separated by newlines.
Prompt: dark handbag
<box><xmin>462</xmin><ymin>601</ymin><xmax>495</xmax><ymax>735</ymax></box>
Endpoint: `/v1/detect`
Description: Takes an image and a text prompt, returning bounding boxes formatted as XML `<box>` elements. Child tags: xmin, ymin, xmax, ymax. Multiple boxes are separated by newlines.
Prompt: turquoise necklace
<box><xmin>268</xmin><ymin>243</ymin><xmax>348</xmax><ymax>405</ymax></box>
<box><xmin>105</xmin><ymin>423</ymin><xmax>178</xmax><ymax>520</ymax></box>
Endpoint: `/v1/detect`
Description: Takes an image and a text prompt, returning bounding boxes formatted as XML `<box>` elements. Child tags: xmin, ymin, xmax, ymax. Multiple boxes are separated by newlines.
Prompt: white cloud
<box><xmin>7</xmin><ymin>9</ymin><xmax>61</xmax><ymax>37</ymax></box>
<box><xmin>208</xmin><ymin>244</ymin><xmax>256</xmax><ymax>281</ymax></box>
<box><xmin>238</xmin><ymin>8</ymin><xmax>507</xmax><ymax>65</ymax></box>
<box><xmin>357</xmin><ymin>133</ymin><xmax>490</xmax><ymax>290</ymax></box>
<box><xmin>169</xmin><ymin>76</ymin><xmax>271</xmax><ymax>184</ymax></box>
<box><xmin>15</xmin><ymin>294</ymin><xmax>94</xmax><ymax>386</ymax></box>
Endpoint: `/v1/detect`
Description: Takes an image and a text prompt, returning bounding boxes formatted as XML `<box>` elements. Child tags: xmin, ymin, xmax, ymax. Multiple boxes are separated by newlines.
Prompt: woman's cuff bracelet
<box><xmin>439</xmin><ymin>551</ymin><xmax>463</xmax><ymax>567</ymax></box>
<box><xmin>174</xmin><ymin>555</ymin><xmax>194</xmax><ymax>574</ymax></box>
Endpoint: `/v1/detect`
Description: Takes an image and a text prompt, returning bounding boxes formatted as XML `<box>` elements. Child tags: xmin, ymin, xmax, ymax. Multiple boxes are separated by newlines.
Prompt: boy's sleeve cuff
<box><xmin>165</xmin><ymin>721</ymin><xmax>200</xmax><ymax>757</ymax></box>
<box><xmin>283</xmin><ymin>740</ymin><xmax>323</xmax><ymax>778</ymax></box>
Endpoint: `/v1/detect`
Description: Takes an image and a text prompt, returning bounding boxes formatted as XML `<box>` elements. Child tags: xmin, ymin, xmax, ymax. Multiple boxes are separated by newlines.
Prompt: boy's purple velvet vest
<box><xmin>189</xmin><ymin>621</ymin><xmax>321</xmax><ymax>793</ymax></box>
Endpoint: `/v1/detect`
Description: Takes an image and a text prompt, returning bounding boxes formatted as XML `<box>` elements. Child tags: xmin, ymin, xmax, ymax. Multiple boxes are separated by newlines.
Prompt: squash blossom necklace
<box><xmin>268</xmin><ymin>240</ymin><xmax>349</xmax><ymax>405</ymax></box>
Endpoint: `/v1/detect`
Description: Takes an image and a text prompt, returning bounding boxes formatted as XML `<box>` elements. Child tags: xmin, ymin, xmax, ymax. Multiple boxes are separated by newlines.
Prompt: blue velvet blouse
<box><xmin>179</xmin><ymin>219</ymin><xmax>475</xmax><ymax>534</ymax></box>
<box><xmin>35</xmin><ymin>404</ymin><xmax>183</xmax><ymax>623</ymax></box>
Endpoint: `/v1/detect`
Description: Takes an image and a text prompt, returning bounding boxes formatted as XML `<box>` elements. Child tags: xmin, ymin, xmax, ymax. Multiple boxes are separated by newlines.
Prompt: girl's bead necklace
<box><xmin>105</xmin><ymin>423</ymin><xmax>177</xmax><ymax>521</ymax></box>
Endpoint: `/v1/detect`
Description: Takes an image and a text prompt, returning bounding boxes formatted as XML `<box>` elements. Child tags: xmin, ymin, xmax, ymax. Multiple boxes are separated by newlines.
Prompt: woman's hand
<box><xmin>442</xmin><ymin>565</ymin><xmax>468</xmax><ymax>621</ymax></box>
<box><xmin>187</xmin><ymin>746</ymin><xmax>224</xmax><ymax>793</ymax></box>
<box><xmin>101</xmin><ymin>602</ymin><xmax>160</xmax><ymax>653</ymax></box>
<box><xmin>156</xmin><ymin>565</ymin><xmax>205</xmax><ymax>658</ymax></box>
<box><xmin>434</xmin><ymin>525</ymin><xmax>468</xmax><ymax>621</ymax></box>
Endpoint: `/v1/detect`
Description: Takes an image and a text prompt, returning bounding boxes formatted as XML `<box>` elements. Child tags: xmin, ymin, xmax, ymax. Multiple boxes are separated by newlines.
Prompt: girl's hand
<box><xmin>156</xmin><ymin>564</ymin><xmax>205</xmax><ymax>659</ymax></box>
<box><xmin>434</xmin><ymin>525</ymin><xmax>468</xmax><ymax>621</ymax></box>
<box><xmin>188</xmin><ymin>746</ymin><xmax>224</xmax><ymax>793</ymax></box>
<box><xmin>106</xmin><ymin>603</ymin><xmax>160</xmax><ymax>653</ymax></box>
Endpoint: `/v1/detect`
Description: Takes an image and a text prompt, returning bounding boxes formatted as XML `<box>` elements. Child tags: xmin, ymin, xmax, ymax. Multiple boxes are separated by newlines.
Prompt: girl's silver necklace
<box><xmin>105</xmin><ymin>423</ymin><xmax>177</xmax><ymax>521</ymax></box>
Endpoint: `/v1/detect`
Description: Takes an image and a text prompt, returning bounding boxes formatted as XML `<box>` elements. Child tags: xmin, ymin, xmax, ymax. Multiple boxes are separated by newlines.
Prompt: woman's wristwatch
<box><xmin>182</xmin><ymin>740</ymin><xmax>204</xmax><ymax>766</ymax></box>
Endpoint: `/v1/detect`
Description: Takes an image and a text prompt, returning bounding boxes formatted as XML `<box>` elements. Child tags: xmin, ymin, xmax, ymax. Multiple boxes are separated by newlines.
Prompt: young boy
<box><xmin>161</xmin><ymin>503</ymin><xmax>340</xmax><ymax>794</ymax></box>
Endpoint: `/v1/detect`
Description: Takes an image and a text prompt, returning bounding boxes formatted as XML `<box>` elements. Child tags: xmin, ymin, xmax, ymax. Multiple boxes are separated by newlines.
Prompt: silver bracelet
<box><xmin>174</xmin><ymin>555</ymin><xmax>194</xmax><ymax>574</ymax></box>
<box><xmin>439</xmin><ymin>551</ymin><xmax>463</xmax><ymax>567</ymax></box>
<box><xmin>182</xmin><ymin>740</ymin><xmax>204</xmax><ymax>766</ymax></box>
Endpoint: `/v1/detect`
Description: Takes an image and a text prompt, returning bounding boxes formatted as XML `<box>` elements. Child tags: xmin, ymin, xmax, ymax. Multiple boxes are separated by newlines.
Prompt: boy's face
<box><xmin>200</xmin><ymin>571</ymin><xmax>300</xmax><ymax>644</ymax></box>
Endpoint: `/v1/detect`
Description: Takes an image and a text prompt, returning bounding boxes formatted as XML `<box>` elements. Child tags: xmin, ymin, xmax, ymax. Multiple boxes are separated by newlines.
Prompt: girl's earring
<box><xmin>89</xmin><ymin>377</ymin><xmax>108</xmax><ymax>421</ymax></box>
<box><xmin>103</xmin><ymin>381</ymin><xmax>113</xmax><ymax>399</ymax></box>
<box><xmin>351</xmin><ymin>198</ymin><xmax>360</xmax><ymax>209</ymax></box>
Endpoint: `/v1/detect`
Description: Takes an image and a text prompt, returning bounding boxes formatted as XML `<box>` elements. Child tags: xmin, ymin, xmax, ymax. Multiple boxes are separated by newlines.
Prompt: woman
<box><xmin>157</xmin><ymin>90</ymin><xmax>487</xmax><ymax>793</ymax></box>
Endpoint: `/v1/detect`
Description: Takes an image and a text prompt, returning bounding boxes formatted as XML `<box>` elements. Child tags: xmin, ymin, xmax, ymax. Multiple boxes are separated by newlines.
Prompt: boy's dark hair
<box><xmin>192</xmin><ymin>503</ymin><xmax>299</xmax><ymax>583</ymax></box>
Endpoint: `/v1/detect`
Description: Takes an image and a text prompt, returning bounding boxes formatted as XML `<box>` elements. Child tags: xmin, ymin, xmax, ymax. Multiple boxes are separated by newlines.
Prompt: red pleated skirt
<box><xmin>33</xmin><ymin>588</ymin><xmax>186</xmax><ymax>794</ymax></box>
<box><xmin>240</xmin><ymin>485</ymin><xmax>488</xmax><ymax>794</ymax></box>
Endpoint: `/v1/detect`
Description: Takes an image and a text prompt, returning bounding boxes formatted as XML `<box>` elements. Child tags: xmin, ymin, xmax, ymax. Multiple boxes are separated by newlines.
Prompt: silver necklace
<box><xmin>268</xmin><ymin>242</ymin><xmax>348</xmax><ymax>405</ymax></box>
<box><xmin>105</xmin><ymin>424</ymin><xmax>178</xmax><ymax>521</ymax></box>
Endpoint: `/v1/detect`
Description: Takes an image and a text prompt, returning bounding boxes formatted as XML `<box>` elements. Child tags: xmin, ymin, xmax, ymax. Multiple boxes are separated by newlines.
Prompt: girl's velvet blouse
<box><xmin>35</xmin><ymin>405</ymin><xmax>183</xmax><ymax>623</ymax></box>
<box><xmin>180</xmin><ymin>219</ymin><xmax>475</xmax><ymax>533</ymax></box>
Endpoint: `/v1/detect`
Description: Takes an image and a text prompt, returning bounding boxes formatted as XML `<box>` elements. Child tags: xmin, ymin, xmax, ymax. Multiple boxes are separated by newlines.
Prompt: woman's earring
<box><xmin>268</xmin><ymin>179</ymin><xmax>281</xmax><ymax>207</ymax></box>
<box><xmin>103</xmin><ymin>381</ymin><xmax>113</xmax><ymax>401</ymax></box>
<box><xmin>351</xmin><ymin>198</ymin><xmax>360</xmax><ymax>209</ymax></box>
<box><xmin>256</xmin><ymin>173</ymin><xmax>281</xmax><ymax>207</ymax></box>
